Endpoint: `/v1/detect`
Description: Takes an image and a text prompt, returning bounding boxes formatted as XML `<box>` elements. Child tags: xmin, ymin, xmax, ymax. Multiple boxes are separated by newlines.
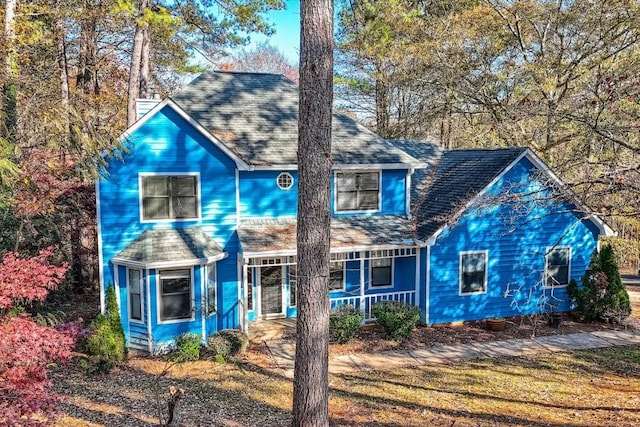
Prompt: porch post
<box><xmin>415</xmin><ymin>248</ymin><xmax>421</xmax><ymax>316</ymax></box>
<box><xmin>242</xmin><ymin>261</ymin><xmax>249</xmax><ymax>334</ymax></box>
<box><xmin>359</xmin><ymin>256</ymin><xmax>365</xmax><ymax>321</ymax></box>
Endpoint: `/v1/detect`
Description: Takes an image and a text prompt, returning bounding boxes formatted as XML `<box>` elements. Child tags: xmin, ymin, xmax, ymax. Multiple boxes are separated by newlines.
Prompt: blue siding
<box><xmin>331</xmin><ymin>170</ymin><xmax>408</xmax><ymax>216</ymax></box>
<box><xmin>98</xmin><ymin>105</ymin><xmax>241</xmax><ymax>349</ymax></box>
<box><xmin>427</xmin><ymin>157</ymin><xmax>600</xmax><ymax>324</ymax></box>
<box><xmin>239</xmin><ymin>171</ymin><xmax>298</xmax><ymax>218</ymax></box>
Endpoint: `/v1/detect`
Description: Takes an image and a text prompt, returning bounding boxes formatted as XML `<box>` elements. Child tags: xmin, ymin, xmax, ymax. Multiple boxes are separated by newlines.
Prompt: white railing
<box><xmin>330</xmin><ymin>290</ymin><xmax>417</xmax><ymax>322</ymax></box>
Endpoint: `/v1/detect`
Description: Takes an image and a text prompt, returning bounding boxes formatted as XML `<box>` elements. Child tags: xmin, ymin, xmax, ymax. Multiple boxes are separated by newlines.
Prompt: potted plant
<box><xmin>485</xmin><ymin>317</ymin><xmax>506</xmax><ymax>331</ymax></box>
<box><xmin>548</xmin><ymin>310</ymin><xmax>562</xmax><ymax>328</ymax></box>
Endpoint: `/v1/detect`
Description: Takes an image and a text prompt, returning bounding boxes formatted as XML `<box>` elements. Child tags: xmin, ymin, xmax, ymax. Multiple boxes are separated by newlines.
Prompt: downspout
<box><xmin>425</xmin><ymin>245</ymin><xmax>430</xmax><ymax>325</ymax></box>
<box><xmin>405</xmin><ymin>169</ymin><xmax>414</xmax><ymax>218</ymax></box>
<box><xmin>415</xmin><ymin>247</ymin><xmax>420</xmax><ymax>321</ymax></box>
<box><xmin>201</xmin><ymin>264</ymin><xmax>206</xmax><ymax>344</ymax></box>
<box><xmin>146</xmin><ymin>269</ymin><xmax>152</xmax><ymax>353</ymax></box>
<box><xmin>242</xmin><ymin>261</ymin><xmax>249</xmax><ymax>334</ymax></box>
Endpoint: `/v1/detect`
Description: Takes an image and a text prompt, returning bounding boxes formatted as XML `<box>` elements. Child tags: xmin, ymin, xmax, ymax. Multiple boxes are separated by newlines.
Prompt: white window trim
<box><xmin>369</xmin><ymin>258</ymin><xmax>394</xmax><ymax>290</ymax></box>
<box><xmin>256</xmin><ymin>265</ymin><xmax>286</xmax><ymax>319</ymax></box>
<box><xmin>247</xmin><ymin>267</ymin><xmax>255</xmax><ymax>312</ymax></box>
<box><xmin>139</xmin><ymin>172</ymin><xmax>201</xmax><ymax>223</ymax></box>
<box><xmin>157</xmin><ymin>267</ymin><xmax>195</xmax><ymax>324</ymax></box>
<box><xmin>288</xmin><ymin>265</ymin><xmax>297</xmax><ymax>307</ymax></box>
<box><xmin>333</xmin><ymin>170</ymin><xmax>382</xmax><ymax>214</ymax></box>
<box><xmin>544</xmin><ymin>246</ymin><xmax>572</xmax><ymax>288</ymax></box>
<box><xmin>329</xmin><ymin>261</ymin><xmax>347</xmax><ymax>292</ymax></box>
<box><xmin>459</xmin><ymin>250</ymin><xmax>488</xmax><ymax>296</ymax></box>
<box><xmin>276</xmin><ymin>172</ymin><xmax>294</xmax><ymax>191</ymax></box>
<box><xmin>206</xmin><ymin>263</ymin><xmax>217</xmax><ymax>317</ymax></box>
<box><xmin>127</xmin><ymin>268</ymin><xmax>144</xmax><ymax>323</ymax></box>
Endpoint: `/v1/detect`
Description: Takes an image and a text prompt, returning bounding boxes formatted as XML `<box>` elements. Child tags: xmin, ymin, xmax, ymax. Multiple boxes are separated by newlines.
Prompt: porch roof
<box><xmin>112</xmin><ymin>227</ymin><xmax>225</xmax><ymax>267</ymax></box>
<box><xmin>237</xmin><ymin>216</ymin><xmax>416</xmax><ymax>254</ymax></box>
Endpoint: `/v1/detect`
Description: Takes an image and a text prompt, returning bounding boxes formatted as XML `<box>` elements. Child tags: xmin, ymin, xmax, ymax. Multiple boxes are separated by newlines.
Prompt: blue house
<box><xmin>96</xmin><ymin>71</ymin><xmax>613</xmax><ymax>352</ymax></box>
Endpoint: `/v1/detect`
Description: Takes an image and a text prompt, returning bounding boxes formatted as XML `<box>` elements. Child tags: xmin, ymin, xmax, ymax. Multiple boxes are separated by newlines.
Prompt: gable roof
<box><xmin>169</xmin><ymin>71</ymin><xmax>424</xmax><ymax>168</ymax></box>
<box><xmin>112</xmin><ymin>227</ymin><xmax>226</xmax><ymax>268</ymax></box>
<box><xmin>238</xmin><ymin>216</ymin><xmax>416</xmax><ymax>255</ymax></box>
<box><xmin>413</xmin><ymin>147</ymin><xmax>528</xmax><ymax>241</ymax></box>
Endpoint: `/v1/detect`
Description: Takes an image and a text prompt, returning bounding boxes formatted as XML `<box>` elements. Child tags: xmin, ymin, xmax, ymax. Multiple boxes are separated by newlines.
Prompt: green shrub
<box><xmin>372</xmin><ymin>300</ymin><xmax>420</xmax><ymax>340</ymax></box>
<box><xmin>329</xmin><ymin>305</ymin><xmax>363</xmax><ymax>343</ymax></box>
<box><xmin>169</xmin><ymin>333</ymin><xmax>202</xmax><ymax>362</ymax></box>
<box><xmin>206</xmin><ymin>329</ymin><xmax>248</xmax><ymax>359</ymax></box>
<box><xmin>568</xmin><ymin>245</ymin><xmax>631</xmax><ymax>324</ymax></box>
<box><xmin>86</xmin><ymin>285</ymin><xmax>127</xmax><ymax>371</ymax></box>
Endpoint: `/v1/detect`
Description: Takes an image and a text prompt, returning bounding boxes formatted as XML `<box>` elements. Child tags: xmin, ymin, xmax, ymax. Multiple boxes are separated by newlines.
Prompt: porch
<box><xmin>245</xmin><ymin>290</ymin><xmax>418</xmax><ymax>336</ymax></box>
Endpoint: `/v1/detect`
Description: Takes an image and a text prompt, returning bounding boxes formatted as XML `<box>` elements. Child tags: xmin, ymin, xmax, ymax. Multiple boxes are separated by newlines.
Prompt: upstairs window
<box><xmin>546</xmin><ymin>247</ymin><xmax>571</xmax><ymax>287</ymax></box>
<box><xmin>460</xmin><ymin>251</ymin><xmax>487</xmax><ymax>294</ymax></box>
<box><xmin>142</xmin><ymin>175</ymin><xmax>198</xmax><ymax>220</ymax></box>
<box><xmin>336</xmin><ymin>172</ymin><xmax>380</xmax><ymax>212</ymax></box>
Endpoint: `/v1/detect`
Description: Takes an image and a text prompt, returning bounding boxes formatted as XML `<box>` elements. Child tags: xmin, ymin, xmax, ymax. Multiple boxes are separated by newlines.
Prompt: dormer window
<box><xmin>141</xmin><ymin>174</ymin><xmax>199</xmax><ymax>221</ymax></box>
<box><xmin>335</xmin><ymin>171</ymin><xmax>380</xmax><ymax>212</ymax></box>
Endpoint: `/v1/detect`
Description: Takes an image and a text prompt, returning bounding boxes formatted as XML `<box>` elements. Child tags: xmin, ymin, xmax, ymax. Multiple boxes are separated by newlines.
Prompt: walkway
<box><xmin>262</xmin><ymin>329</ymin><xmax>640</xmax><ymax>378</ymax></box>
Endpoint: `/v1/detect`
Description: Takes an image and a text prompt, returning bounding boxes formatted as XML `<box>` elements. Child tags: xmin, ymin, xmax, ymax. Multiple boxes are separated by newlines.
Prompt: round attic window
<box><xmin>277</xmin><ymin>172</ymin><xmax>294</xmax><ymax>190</ymax></box>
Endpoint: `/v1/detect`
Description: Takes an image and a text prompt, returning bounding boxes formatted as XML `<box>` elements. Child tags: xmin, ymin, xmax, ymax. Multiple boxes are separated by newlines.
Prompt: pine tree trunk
<box><xmin>127</xmin><ymin>0</ymin><xmax>149</xmax><ymax>126</ymax></box>
<box><xmin>292</xmin><ymin>0</ymin><xmax>333</xmax><ymax>426</ymax></box>
<box><xmin>139</xmin><ymin>26</ymin><xmax>151</xmax><ymax>98</ymax></box>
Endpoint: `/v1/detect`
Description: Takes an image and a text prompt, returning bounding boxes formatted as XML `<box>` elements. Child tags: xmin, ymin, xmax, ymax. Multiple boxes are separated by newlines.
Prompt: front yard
<box><xmin>52</xmin><ymin>345</ymin><xmax>640</xmax><ymax>426</ymax></box>
<box><xmin>50</xmin><ymin>282</ymin><xmax>640</xmax><ymax>426</ymax></box>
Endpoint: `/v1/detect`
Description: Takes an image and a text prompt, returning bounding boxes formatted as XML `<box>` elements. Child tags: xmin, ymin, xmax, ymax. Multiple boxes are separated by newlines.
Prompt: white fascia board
<box><xmin>249</xmin><ymin>162</ymin><xmax>429</xmax><ymax>171</ymax></box>
<box><xmin>422</xmin><ymin>148</ymin><xmax>616</xmax><ymax>242</ymax></box>
<box><xmin>523</xmin><ymin>150</ymin><xmax>615</xmax><ymax>237</ymax></box>
<box><xmin>242</xmin><ymin>243</ymin><xmax>422</xmax><ymax>260</ymax></box>
<box><xmin>421</xmin><ymin>150</ymin><xmax>530</xmax><ymax>243</ymax></box>
<box><xmin>111</xmin><ymin>253</ymin><xmax>227</xmax><ymax>270</ymax></box>
<box><xmin>96</xmin><ymin>180</ymin><xmax>105</xmax><ymax>314</ymax></box>
<box><xmin>333</xmin><ymin>162</ymin><xmax>428</xmax><ymax>170</ymax></box>
<box><xmin>118</xmin><ymin>98</ymin><xmax>251</xmax><ymax>171</ymax></box>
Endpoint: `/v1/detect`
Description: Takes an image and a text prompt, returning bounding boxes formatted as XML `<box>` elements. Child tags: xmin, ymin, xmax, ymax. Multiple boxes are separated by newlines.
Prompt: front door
<box><xmin>260</xmin><ymin>266</ymin><xmax>284</xmax><ymax>318</ymax></box>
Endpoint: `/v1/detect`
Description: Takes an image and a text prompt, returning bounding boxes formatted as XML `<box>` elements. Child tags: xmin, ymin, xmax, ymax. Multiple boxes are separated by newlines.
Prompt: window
<box><xmin>128</xmin><ymin>269</ymin><xmax>142</xmax><ymax>321</ymax></box>
<box><xmin>277</xmin><ymin>172</ymin><xmax>294</xmax><ymax>190</ymax></box>
<box><xmin>206</xmin><ymin>263</ymin><xmax>216</xmax><ymax>315</ymax></box>
<box><xmin>159</xmin><ymin>269</ymin><xmax>192</xmax><ymax>321</ymax></box>
<box><xmin>460</xmin><ymin>252</ymin><xmax>487</xmax><ymax>294</ymax></box>
<box><xmin>371</xmin><ymin>258</ymin><xmax>392</xmax><ymax>288</ymax></box>
<box><xmin>546</xmin><ymin>247</ymin><xmax>570</xmax><ymax>287</ymax></box>
<box><xmin>247</xmin><ymin>268</ymin><xmax>254</xmax><ymax>311</ymax></box>
<box><xmin>329</xmin><ymin>261</ymin><xmax>345</xmax><ymax>291</ymax></box>
<box><xmin>142</xmin><ymin>175</ymin><xmax>198</xmax><ymax>220</ymax></box>
<box><xmin>336</xmin><ymin>172</ymin><xmax>380</xmax><ymax>212</ymax></box>
<box><xmin>289</xmin><ymin>265</ymin><xmax>297</xmax><ymax>306</ymax></box>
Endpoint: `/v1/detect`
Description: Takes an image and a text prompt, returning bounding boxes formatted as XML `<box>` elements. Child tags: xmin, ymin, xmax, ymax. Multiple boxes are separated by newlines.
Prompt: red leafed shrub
<box><xmin>0</xmin><ymin>247</ymin><xmax>68</xmax><ymax>310</ymax></box>
<box><xmin>0</xmin><ymin>248</ymin><xmax>78</xmax><ymax>426</ymax></box>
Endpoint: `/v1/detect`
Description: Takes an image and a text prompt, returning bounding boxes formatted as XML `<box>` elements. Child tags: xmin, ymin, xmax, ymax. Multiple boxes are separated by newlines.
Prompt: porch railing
<box><xmin>329</xmin><ymin>290</ymin><xmax>417</xmax><ymax>322</ymax></box>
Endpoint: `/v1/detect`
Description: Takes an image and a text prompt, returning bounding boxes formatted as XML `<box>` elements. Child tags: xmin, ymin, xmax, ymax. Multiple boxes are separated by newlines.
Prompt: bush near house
<box><xmin>372</xmin><ymin>300</ymin><xmax>420</xmax><ymax>340</ymax></box>
<box><xmin>568</xmin><ymin>245</ymin><xmax>631</xmax><ymax>324</ymax></box>
<box><xmin>169</xmin><ymin>333</ymin><xmax>202</xmax><ymax>362</ymax></box>
<box><xmin>206</xmin><ymin>329</ymin><xmax>248</xmax><ymax>359</ymax></box>
<box><xmin>329</xmin><ymin>304</ymin><xmax>363</xmax><ymax>343</ymax></box>
<box><xmin>85</xmin><ymin>285</ymin><xmax>127</xmax><ymax>372</ymax></box>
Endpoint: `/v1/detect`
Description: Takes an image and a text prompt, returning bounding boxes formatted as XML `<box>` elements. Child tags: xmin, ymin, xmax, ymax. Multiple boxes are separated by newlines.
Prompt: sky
<box><xmin>245</xmin><ymin>1</ymin><xmax>301</xmax><ymax>64</ymax></box>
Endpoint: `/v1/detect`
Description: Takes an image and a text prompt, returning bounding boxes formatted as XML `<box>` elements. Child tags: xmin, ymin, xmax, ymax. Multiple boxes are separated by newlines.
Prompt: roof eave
<box><xmin>112</xmin><ymin>252</ymin><xmax>227</xmax><ymax>269</ymax></box>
